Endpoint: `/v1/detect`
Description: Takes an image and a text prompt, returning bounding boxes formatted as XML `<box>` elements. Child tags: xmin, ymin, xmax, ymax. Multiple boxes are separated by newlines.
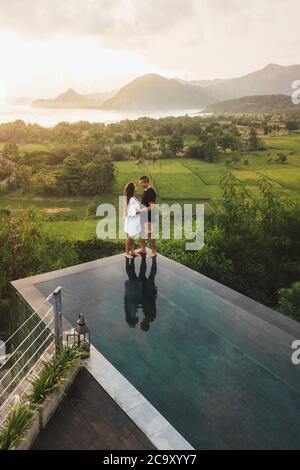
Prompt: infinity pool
<box><xmin>14</xmin><ymin>253</ymin><xmax>300</xmax><ymax>449</ymax></box>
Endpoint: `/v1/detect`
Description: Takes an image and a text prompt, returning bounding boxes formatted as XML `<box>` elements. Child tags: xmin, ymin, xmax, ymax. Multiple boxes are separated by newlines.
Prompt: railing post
<box><xmin>53</xmin><ymin>287</ymin><xmax>63</xmax><ymax>352</ymax></box>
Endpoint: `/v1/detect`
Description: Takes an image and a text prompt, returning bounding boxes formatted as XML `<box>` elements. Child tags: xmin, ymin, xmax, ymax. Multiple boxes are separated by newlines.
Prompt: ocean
<box><xmin>0</xmin><ymin>105</ymin><xmax>206</xmax><ymax>127</ymax></box>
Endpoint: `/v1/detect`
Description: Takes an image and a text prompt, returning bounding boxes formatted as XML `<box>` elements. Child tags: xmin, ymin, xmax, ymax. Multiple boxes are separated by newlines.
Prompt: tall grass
<box><xmin>0</xmin><ymin>403</ymin><xmax>35</xmax><ymax>450</ymax></box>
<box><xmin>28</xmin><ymin>345</ymin><xmax>84</xmax><ymax>405</ymax></box>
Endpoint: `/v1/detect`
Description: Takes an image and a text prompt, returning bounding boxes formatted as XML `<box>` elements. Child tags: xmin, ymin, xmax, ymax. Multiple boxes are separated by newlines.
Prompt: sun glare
<box><xmin>0</xmin><ymin>31</ymin><xmax>162</xmax><ymax>101</ymax></box>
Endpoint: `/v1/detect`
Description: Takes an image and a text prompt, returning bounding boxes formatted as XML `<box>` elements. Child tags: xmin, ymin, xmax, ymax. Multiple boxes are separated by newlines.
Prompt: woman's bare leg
<box><xmin>125</xmin><ymin>237</ymin><xmax>133</xmax><ymax>258</ymax></box>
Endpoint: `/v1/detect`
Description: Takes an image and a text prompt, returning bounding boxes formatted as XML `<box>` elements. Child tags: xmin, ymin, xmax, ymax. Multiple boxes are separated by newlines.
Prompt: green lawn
<box><xmin>42</xmin><ymin>219</ymin><xmax>99</xmax><ymax>240</ymax></box>
<box><xmin>0</xmin><ymin>190</ymin><xmax>92</xmax><ymax>219</ymax></box>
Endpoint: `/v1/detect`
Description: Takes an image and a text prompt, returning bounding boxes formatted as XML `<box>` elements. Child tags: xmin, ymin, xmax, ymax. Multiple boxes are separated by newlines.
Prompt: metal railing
<box><xmin>0</xmin><ymin>286</ymin><xmax>63</xmax><ymax>422</ymax></box>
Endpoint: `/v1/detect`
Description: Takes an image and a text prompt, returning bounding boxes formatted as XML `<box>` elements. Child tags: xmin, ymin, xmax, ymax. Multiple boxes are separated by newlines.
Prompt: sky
<box><xmin>0</xmin><ymin>0</ymin><xmax>299</xmax><ymax>101</ymax></box>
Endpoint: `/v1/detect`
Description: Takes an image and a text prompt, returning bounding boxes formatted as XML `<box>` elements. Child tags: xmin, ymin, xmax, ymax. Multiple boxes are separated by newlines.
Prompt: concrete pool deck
<box><xmin>33</xmin><ymin>367</ymin><xmax>156</xmax><ymax>450</ymax></box>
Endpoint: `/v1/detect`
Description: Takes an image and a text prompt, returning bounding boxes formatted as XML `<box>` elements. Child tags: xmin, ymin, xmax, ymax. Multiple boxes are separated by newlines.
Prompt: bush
<box><xmin>279</xmin><ymin>282</ymin><xmax>300</xmax><ymax>319</ymax></box>
<box><xmin>110</xmin><ymin>146</ymin><xmax>129</xmax><ymax>161</ymax></box>
<box><xmin>286</xmin><ymin>121</ymin><xmax>299</xmax><ymax>131</ymax></box>
<box><xmin>75</xmin><ymin>238</ymin><xmax>123</xmax><ymax>263</ymax></box>
<box><xmin>160</xmin><ymin>148</ymin><xmax>173</xmax><ymax>159</ymax></box>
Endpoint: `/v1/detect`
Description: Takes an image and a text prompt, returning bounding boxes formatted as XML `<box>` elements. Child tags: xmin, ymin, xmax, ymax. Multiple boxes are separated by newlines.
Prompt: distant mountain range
<box><xmin>204</xmin><ymin>94</ymin><xmax>298</xmax><ymax>113</ymax></box>
<box><xmin>178</xmin><ymin>64</ymin><xmax>300</xmax><ymax>101</ymax></box>
<box><xmin>30</xmin><ymin>64</ymin><xmax>300</xmax><ymax>112</ymax></box>
<box><xmin>32</xmin><ymin>88</ymin><xmax>117</xmax><ymax>109</ymax></box>
<box><xmin>32</xmin><ymin>74</ymin><xmax>213</xmax><ymax>111</ymax></box>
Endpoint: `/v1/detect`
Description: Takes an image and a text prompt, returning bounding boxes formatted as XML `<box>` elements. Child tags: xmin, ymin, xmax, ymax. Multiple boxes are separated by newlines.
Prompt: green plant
<box><xmin>0</xmin><ymin>402</ymin><xmax>35</xmax><ymax>450</ymax></box>
<box><xmin>279</xmin><ymin>282</ymin><xmax>300</xmax><ymax>319</ymax></box>
<box><xmin>28</xmin><ymin>345</ymin><xmax>84</xmax><ymax>405</ymax></box>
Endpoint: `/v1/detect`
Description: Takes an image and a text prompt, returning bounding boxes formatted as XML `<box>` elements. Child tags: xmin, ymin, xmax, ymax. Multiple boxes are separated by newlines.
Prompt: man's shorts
<box><xmin>141</xmin><ymin>221</ymin><xmax>154</xmax><ymax>239</ymax></box>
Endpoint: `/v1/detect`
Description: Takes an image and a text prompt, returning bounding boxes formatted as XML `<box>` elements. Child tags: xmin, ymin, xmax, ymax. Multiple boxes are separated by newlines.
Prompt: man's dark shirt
<box><xmin>141</xmin><ymin>187</ymin><xmax>156</xmax><ymax>222</ymax></box>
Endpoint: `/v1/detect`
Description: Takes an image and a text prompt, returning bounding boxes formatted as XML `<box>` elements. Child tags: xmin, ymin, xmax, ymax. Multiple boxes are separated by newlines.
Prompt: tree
<box><xmin>168</xmin><ymin>132</ymin><xmax>184</xmax><ymax>155</ymax></box>
<box><xmin>286</xmin><ymin>121</ymin><xmax>299</xmax><ymax>131</ymax></box>
<box><xmin>15</xmin><ymin>165</ymin><xmax>32</xmax><ymax>192</ymax></box>
<box><xmin>32</xmin><ymin>173</ymin><xmax>57</xmax><ymax>196</ymax></box>
<box><xmin>202</xmin><ymin>137</ymin><xmax>219</xmax><ymax>162</ymax></box>
<box><xmin>47</xmin><ymin>147</ymin><xmax>70</xmax><ymax>165</ymax></box>
<box><xmin>130</xmin><ymin>145</ymin><xmax>143</xmax><ymax>160</ymax></box>
<box><xmin>185</xmin><ymin>143</ymin><xmax>204</xmax><ymax>160</ymax></box>
<box><xmin>248</xmin><ymin>127</ymin><xmax>261</xmax><ymax>151</ymax></box>
<box><xmin>2</xmin><ymin>142</ymin><xmax>19</xmax><ymax>161</ymax></box>
<box><xmin>218</xmin><ymin>132</ymin><xmax>242</xmax><ymax>152</ymax></box>
<box><xmin>82</xmin><ymin>157</ymin><xmax>114</xmax><ymax>195</ymax></box>
<box><xmin>110</xmin><ymin>146</ymin><xmax>129</xmax><ymax>161</ymax></box>
<box><xmin>60</xmin><ymin>156</ymin><xmax>83</xmax><ymax>195</ymax></box>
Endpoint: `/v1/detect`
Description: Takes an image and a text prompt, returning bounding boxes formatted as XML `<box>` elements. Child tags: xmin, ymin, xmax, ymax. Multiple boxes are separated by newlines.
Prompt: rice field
<box><xmin>1</xmin><ymin>133</ymin><xmax>300</xmax><ymax>240</ymax></box>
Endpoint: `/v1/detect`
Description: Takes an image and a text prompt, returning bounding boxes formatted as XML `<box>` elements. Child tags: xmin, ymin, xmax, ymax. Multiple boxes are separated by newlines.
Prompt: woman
<box><xmin>124</xmin><ymin>182</ymin><xmax>141</xmax><ymax>258</ymax></box>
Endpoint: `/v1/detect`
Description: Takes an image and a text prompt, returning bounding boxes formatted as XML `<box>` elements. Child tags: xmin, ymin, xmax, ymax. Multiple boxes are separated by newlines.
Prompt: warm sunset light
<box><xmin>0</xmin><ymin>0</ymin><xmax>299</xmax><ymax>101</ymax></box>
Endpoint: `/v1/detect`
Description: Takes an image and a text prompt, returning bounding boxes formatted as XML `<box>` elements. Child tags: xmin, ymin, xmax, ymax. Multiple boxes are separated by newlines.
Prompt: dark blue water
<box><xmin>35</xmin><ymin>255</ymin><xmax>300</xmax><ymax>449</ymax></box>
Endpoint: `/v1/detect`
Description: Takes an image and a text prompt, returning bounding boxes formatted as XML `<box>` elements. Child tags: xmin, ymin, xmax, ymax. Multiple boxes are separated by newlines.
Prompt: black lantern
<box><xmin>66</xmin><ymin>314</ymin><xmax>90</xmax><ymax>355</ymax></box>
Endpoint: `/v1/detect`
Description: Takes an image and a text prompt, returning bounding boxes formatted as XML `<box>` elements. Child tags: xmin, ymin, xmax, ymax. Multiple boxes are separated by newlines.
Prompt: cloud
<box><xmin>0</xmin><ymin>0</ymin><xmax>197</xmax><ymax>48</ymax></box>
<box><xmin>1</xmin><ymin>0</ymin><xmax>299</xmax><ymax>69</ymax></box>
<box><xmin>0</xmin><ymin>0</ymin><xmax>300</xmax><ymax>98</ymax></box>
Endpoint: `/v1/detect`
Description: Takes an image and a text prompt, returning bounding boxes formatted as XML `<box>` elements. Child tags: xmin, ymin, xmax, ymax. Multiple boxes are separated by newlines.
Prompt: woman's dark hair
<box><xmin>124</xmin><ymin>182</ymin><xmax>135</xmax><ymax>204</ymax></box>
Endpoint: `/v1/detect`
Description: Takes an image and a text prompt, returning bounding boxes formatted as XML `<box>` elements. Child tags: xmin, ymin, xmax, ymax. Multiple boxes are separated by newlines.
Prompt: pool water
<box><xmin>34</xmin><ymin>254</ymin><xmax>300</xmax><ymax>450</ymax></box>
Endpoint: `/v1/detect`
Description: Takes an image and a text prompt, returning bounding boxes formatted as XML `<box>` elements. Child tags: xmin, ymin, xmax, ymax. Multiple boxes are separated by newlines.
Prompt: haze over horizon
<box><xmin>0</xmin><ymin>0</ymin><xmax>300</xmax><ymax>103</ymax></box>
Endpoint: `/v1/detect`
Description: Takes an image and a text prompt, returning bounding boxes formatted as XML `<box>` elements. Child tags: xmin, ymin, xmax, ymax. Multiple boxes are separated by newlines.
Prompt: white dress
<box><xmin>124</xmin><ymin>197</ymin><xmax>141</xmax><ymax>238</ymax></box>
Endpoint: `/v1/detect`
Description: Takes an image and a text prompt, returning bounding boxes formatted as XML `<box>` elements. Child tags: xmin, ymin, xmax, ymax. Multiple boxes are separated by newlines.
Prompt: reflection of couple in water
<box><xmin>124</xmin><ymin>255</ymin><xmax>157</xmax><ymax>331</ymax></box>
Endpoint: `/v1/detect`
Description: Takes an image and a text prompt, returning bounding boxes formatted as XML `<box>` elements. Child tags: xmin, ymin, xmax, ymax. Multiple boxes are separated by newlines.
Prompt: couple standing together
<box><xmin>124</xmin><ymin>175</ymin><xmax>157</xmax><ymax>259</ymax></box>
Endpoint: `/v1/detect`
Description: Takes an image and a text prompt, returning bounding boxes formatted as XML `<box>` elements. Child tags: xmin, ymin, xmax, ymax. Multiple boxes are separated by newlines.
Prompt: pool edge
<box><xmin>87</xmin><ymin>345</ymin><xmax>195</xmax><ymax>451</ymax></box>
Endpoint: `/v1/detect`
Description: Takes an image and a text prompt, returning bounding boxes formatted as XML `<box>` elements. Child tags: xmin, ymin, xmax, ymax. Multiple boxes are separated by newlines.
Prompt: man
<box><xmin>138</xmin><ymin>175</ymin><xmax>157</xmax><ymax>257</ymax></box>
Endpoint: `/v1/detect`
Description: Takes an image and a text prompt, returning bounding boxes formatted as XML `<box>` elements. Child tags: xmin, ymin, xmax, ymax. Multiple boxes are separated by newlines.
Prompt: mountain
<box><xmin>175</xmin><ymin>77</ymin><xmax>225</xmax><ymax>88</ymax></box>
<box><xmin>32</xmin><ymin>88</ymin><xmax>95</xmax><ymax>109</ymax></box>
<box><xmin>204</xmin><ymin>94</ymin><xmax>299</xmax><ymax>113</ymax></box>
<box><xmin>178</xmin><ymin>64</ymin><xmax>300</xmax><ymax>101</ymax></box>
<box><xmin>84</xmin><ymin>90</ymin><xmax>118</xmax><ymax>103</ymax></box>
<box><xmin>101</xmin><ymin>73</ymin><xmax>213</xmax><ymax>110</ymax></box>
<box><xmin>32</xmin><ymin>88</ymin><xmax>117</xmax><ymax>109</ymax></box>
